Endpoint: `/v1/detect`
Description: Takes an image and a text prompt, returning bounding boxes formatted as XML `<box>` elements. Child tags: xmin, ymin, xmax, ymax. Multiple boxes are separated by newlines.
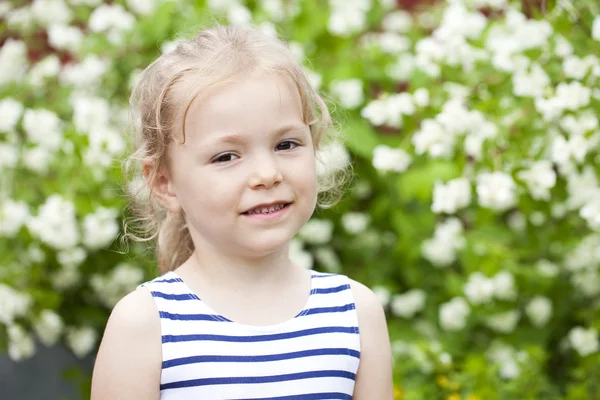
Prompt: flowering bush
<box><xmin>2</xmin><ymin>0</ymin><xmax>600</xmax><ymax>398</ymax></box>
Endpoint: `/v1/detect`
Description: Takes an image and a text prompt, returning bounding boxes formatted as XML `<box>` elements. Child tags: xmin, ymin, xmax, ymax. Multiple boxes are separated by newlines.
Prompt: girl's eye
<box><xmin>212</xmin><ymin>153</ymin><xmax>238</xmax><ymax>163</ymax></box>
<box><xmin>276</xmin><ymin>140</ymin><xmax>299</xmax><ymax>151</ymax></box>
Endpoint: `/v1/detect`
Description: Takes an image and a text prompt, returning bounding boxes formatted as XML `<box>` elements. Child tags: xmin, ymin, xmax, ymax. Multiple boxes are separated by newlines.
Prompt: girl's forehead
<box><xmin>183</xmin><ymin>73</ymin><xmax>305</xmax><ymax>143</ymax></box>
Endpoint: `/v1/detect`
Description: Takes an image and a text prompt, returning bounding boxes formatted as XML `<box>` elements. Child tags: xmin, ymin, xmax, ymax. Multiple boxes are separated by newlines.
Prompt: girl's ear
<box><xmin>142</xmin><ymin>160</ymin><xmax>182</xmax><ymax>213</ymax></box>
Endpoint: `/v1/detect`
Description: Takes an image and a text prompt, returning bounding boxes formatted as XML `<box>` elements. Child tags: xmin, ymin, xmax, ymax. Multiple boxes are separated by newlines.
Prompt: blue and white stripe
<box><xmin>139</xmin><ymin>270</ymin><xmax>361</xmax><ymax>399</ymax></box>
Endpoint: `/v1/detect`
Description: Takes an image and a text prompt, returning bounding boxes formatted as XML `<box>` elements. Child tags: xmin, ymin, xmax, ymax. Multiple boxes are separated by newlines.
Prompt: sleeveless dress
<box><xmin>138</xmin><ymin>270</ymin><xmax>361</xmax><ymax>400</ymax></box>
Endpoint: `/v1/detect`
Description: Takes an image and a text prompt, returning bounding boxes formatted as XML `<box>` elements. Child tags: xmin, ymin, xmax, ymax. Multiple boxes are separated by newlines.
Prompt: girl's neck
<box><xmin>178</xmin><ymin>244</ymin><xmax>299</xmax><ymax>296</ymax></box>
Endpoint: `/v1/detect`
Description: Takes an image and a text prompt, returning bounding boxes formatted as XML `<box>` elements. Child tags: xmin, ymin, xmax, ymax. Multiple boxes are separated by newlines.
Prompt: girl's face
<box><xmin>162</xmin><ymin>72</ymin><xmax>318</xmax><ymax>259</ymax></box>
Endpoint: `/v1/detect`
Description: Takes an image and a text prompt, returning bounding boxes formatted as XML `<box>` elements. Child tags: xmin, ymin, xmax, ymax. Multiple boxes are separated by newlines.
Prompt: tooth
<box><xmin>269</xmin><ymin>206</ymin><xmax>276</xmax><ymax>212</ymax></box>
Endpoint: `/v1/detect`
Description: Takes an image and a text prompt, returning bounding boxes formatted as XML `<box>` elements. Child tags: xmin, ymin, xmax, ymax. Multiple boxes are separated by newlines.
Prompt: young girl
<box><xmin>91</xmin><ymin>25</ymin><xmax>393</xmax><ymax>400</ymax></box>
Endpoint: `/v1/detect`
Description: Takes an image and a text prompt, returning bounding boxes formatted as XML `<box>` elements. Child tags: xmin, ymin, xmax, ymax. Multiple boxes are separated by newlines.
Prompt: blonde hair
<box><xmin>124</xmin><ymin>25</ymin><xmax>346</xmax><ymax>274</ymax></box>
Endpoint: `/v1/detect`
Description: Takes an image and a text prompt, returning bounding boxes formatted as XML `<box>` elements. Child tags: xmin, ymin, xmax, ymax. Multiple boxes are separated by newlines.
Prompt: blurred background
<box><xmin>2</xmin><ymin>0</ymin><xmax>600</xmax><ymax>399</ymax></box>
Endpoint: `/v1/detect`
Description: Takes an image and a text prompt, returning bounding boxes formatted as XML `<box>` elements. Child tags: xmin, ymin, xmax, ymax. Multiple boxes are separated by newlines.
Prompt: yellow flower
<box><xmin>446</xmin><ymin>394</ymin><xmax>461</xmax><ymax>400</ymax></box>
<box><xmin>394</xmin><ymin>385</ymin><xmax>404</xmax><ymax>399</ymax></box>
<box><xmin>436</xmin><ymin>375</ymin><xmax>449</xmax><ymax>388</ymax></box>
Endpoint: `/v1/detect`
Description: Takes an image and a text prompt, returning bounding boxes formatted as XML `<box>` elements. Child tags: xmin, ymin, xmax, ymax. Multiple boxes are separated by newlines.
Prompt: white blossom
<box><xmin>0</xmin><ymin>39</ymin><xmax>28</xmax><ymax>86</ymax></box>
<box><xmin>34</xmin><ymin>310</ymin><xmax>64</xmax><ymax>346</ymax></box>
<box><xmin>330</xmin><ymin>79</ymin><xmax>364</xmax><ymax>109</ymax></box>
<box><xmin>31</xmin><ymin>0</ymin><xmax>72</xmax><ymax>27</ymax></box>
<box><xmin>372</xmin><ymin>286</ymin><xmax>391</xmax><ymax>307</ymax></box>
<box><xmin>328</xmin><ymin>9</ymin><xmax>368</xmax><ymax>37</ymax></box>
<box><xmin>560</xmin><ymin>112</ymin><xmax>598</xmax><ymax>136</ymax></box>
<box><xmin>88</xmin><ymin>4</ymin><xmax>135</xmax><ymax>44</ymax></box>
<box><xmin>0</xmin><ymin>143</ymin><xmax>19</xmax><ymax>171</ymax></box>
<box><xmin>22</xmin><ymin>146</ymin><xmax>53</xmax><ymax>173</ymax></box>
<box><xmin>593</xmin><ymin>16</ymin><xmax>600</xmax><ymax>42</ymax></box>
<box><xmin>464</xmin><ymin>272</ymin><xmax>495</xmax><ymax>305</ymax></box>
<box><xmin>126</xmin><ymin>0</ymin><xmax>159</xmax><ymax>15</ymax></box>
<box><xmin>525</xmin><ymin>296</ymin><xmax>553</xmax><ymax>328</ymax></box>
<box><xmin>476</xmin><ymin>172</ymin><xmax>517</xmax><ymax>211</ymax></box>
<box><xmin>580</xmin><ymin>198</ymin><xmax>600</xmax><ymax>231</ymax></box>
<box><xmin>413</xmin><ymin>88</ymin><xmax>430</xmax><ymax>107</ymax></box>
<box><xmin>0</xmin><ymin>285</ymin><xmax>32</xmax><ymax>325</ymax></box>
<box><xmin>47</xmin><ymin>24</ymin><xmax>83</xmax><ymax>52</ymax></box>
<box><xmin>227</xmin><ymin>4</ymin><xmax>252</xmax><ymax>26</ymax></box>
<box><xmin>439</xmin><ymin>297</ymin><xmax>470</xmax><ymax>331</ymax></box>
<box><xmin>387</xmin><ymin>53</ymin><xmax>415</xmax><ymax>81</ymax></box>
<box><xmin>91</xmin><ymin>263</ymin><xmax>144</xmax><ymax>307</ymax></box>
<box><xmin>512</xmin><ymin>63</ymin><xmax>550</xmax><ymax>98</ymax></box>
<box><xmin>391</xmin><ymin>289</ymin><xmax>426</xmax><ymax>318</ymax></box>
<box><xmin>487</xmin><ymin>342</ymin><xmax>521</xmax><ymax>379</ymax></box>
<box><xmin>432</xmin><ymin>177</ymin><xmax>471</xmax><ymax>214</ymax></box>
<box><xmin>341</xmin><ymin>212</ymin><xmax>370</xmax><ymax>235</ymax></box>
<box><xmin>372</xmin><ymin>145</ymin><xmax>412</xmax><ymax>173</ymax></box>
<box><xmin>381</xmin><ymin>10</ymin><xmax>413</xmax><ymax>33</ymax></box>
<box><xmin>289</xmin><ymin>239</ymin><xmax>313</xmax><ymax>269</ymax></box>
<box><xmin>22</xmin><ymin>108</ymin><xmax>63</xmax><ymax>151</ymax></box>
<box><xmin>551</xmin><ymin>134</ymin><xmax>589</xmax><ymax>166</ymax></box>
<box><xmin>362</xmin><ymin>93</ymin><xmax>415</xmax><ymax>127</ymax></box>
<box><xmin>7</xmin><ymin>325</ymin><xmax>36</xmax><ymax>362</ymax></box>
<box><xmin>57</xmin><ymin>247</ymin><xmax>87</xmax><ymax>268</ymax></box>
<box><xmin>71</xmin><ymin>94</ymin><xmax>111</xmax><ymax>134</ymax></box>
<box><xmin>82</xmin><ymin>207</ymin><xmax>120</xmax><ymax>250</ymax></box>
<box><xmin>316</xmin><ymin>142</ymin><xmax>351</xmax><ymax>177</ymax></box>
<box><xmin>422</xmin><ymin>218</ymin><xmax>465</xmax><ymax>267</ymax></box>
<box><xmin>6</xmin><ymin>7</ymin><xmax>35</xmax><ymax>31</ymax></box>
<box><xmin>28</xmin><ymin>55</ymin><xmax>61</xmax><ymax>87</ymax></box>
<box><xmin>0</xmin><ymin>199</ymin><xmax>29</xmax><ymax>237</ymax></box>
<box><xmin>28</xmin><ymin>195</ymin><xmax>79</xmax><ymax>250</ymax></box>
<box><xmin>492</xmin><ymin>271</ymin><xmax>517</xmax><ymax>301</ymax></box>
<box><xmin>485</xmin><ymin>310</ymin><xmax>521</xmax><ymax>334</ymax></box>
<box><xmin>517</xmin><ymin>161</ymin><xmax>557</xmax><ymax>201</ymax></box>
<box><xmin>66</xmin><ymin>326</ymin><xmax>97</xmax><ymax>358</ymax></box>
<box><xmin>536</xmin><ymin>259</ymin><xmax>560</xmax><ymax>277</ymax></box>
<box><xmin>0</xmin><ymin>98</ymin><xmax>24</xmax><ymax>132</ymax></box>
<box><xmin>298</xmin><ymin>219</ymin><xmax>334</xmax><ymax>244</ymax></box>
<box><xmin>568</xmin><ymin>326</ymin><xmax>599</xmax><ymax>357</ymax></box>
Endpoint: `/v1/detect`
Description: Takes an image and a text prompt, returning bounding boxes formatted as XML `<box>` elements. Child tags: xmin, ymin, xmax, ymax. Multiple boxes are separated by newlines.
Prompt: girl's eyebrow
<box><xmin>214</xmin><ymin>122</ymin><xmax>307</xmax><ymax>144</ymax></box>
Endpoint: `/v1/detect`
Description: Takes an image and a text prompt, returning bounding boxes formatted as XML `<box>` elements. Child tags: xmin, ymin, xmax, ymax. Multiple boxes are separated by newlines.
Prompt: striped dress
<box><xmin>138</xmin><ymin>270</ymin><xmax>361</xmax><ymax>400</ymax></box>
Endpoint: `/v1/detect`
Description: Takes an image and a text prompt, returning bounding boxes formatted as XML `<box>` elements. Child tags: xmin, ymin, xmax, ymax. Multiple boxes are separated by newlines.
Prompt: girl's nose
<box><xmin>248</xmin><ymin>156</ymin><xmax>283</xmax><ymax>189</ymax></box>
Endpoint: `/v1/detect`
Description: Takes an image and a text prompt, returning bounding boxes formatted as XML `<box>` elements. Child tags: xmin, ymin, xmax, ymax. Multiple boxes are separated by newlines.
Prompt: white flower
<box><xmin>82</xmin><ymin>207</ymin><xmax>119</xmax><ymax>250</ymax></box>
<box><xmin>57</xmin><ymin>247</ymin><xmax>87</xmax><ymax>267</ymax></box>
<box><xmin>593</xmin><ymin>16</ymin><xmax>600</xmax><ymax>41</ymax></box>
<box><xmin>60</xmin><ymin>55</ymin><xmax>110</xmax><ymax>89</ymax></box>
<box><xmin>377</xmin><ymin>32</ymin><xmax>410</xmax><ymax>54</ymax></box>
<box><xmin>362</xmin><ymin>93</ymin><xmax>415</xmax><ymax>127</ymax></box>
<box><xmin>289</xmin><ymin>239</ymin><xmax>314</xmax><ymax>269</ymax></box>
<box><xmin>126</xmin><ymin>0</ymin><xmax>159</xmax><ymax>15</ymax></box>
<box><xmin>316</xmin><ymin>143</ymin><xmax>351</xmax><ymax>177</ymax></box>
<box><xmin>381</xmin><ymin>10</ymin><xmax>412</xmax><ymax>33</ymax></box>
<box><xmin>512</xmin><ymin>63</ymin><xmax>550</xmax><ymax>98</ymax></box>
<box><xmin>492</xmin><ymin>271</ymin><xmax>517</xmax><ymax>301</ymax></box>
<box><xmin>66</xmin><ymin>326</ymin><xmax>97</xmax><ymax>358</ymax></box>
<box><xmin>7</xmin><ymin>325</ymin><xmax>36</xmax><ymax>362</ymax></box>
<box><xmin>91</xmin><ymin>263</ymin><xmax>144</xmax><ymax>307</ymax></box>
<box><xmin>536</xmin><ymin>259</ymin><xmax>560</xmax><ymax>277</ymax></box>
<box><xmin>0</xmin><ymin>285</ymin><xmax>32</xmax><ymax>325</ymax></box>
<box><xmin>0</xmin><ymin>98</ymin><xmax>24</xmax><ymax>132</ymax></box>
<box><xmin>31</xmin><ymin>0</ymin><xmax>72</xmax><ymax>27</ymax></box>
<box><xmin>52</xmin><ymin>264</ymin><xmax>82</xmax><ymax>291</ymax></box>
<box><xmin>580</xmin><ymin>198</ymin><xmax>600</xmax><ymax>231</ymax></box>
<box><xmin>464</xmin><ymin>272</ymin><xmax>495</xmax><ymax>305</ymax></box>
<box><xmin>371</xmin><ymin>286</ymin><xmax>391</xmax><ymax>307</ymax></box>
<box><xmin>422</xmin><ymin>218</ymin><xmax>465</xmax><ymax>267</ymax></box>
<box><xmin>0</xmin><ymin>39</ymin><xmax>28</xmax><ymax>86</ymax></box>
<box><xmin>525</xmin><ymin>296</ymin><xmax>552</xmax><ymax>328</ymax></box>
<box><xmin>432</xmin><ymin>177</ymin><xmax>471</xmax><ymax>214</ymax></box>
<box><xmin>22</xmin><ymin>146</ymin><xmax>53</xmax><ymax>173</ymax></box>
<box><xmin>439</xmin><ymin>297</ymin><xmax>470</xmax><ymax>331</ymax></box>
<box><xmin>305</xmin><ymin>69</ymin><xmax>322</xmax><ymax>90</ymax></box>
<box><xmin>22</xmin><ymin>108</ymin><xmax>63</xmax><ymax>151</ymax></box>
<box><xmin>28</xmin><ymin>55</ymin><xmax>61</xmax><ymax>87</ymax></box>
<box><xmin>328</xmin><ymin>9</ymin><xmax>368</xmax><ymax>37</ymax></box>
<box><xmin>517</xmin><ymin>161</ymin><xmax>557</xmax><ymax>201</ymax></box>
<box><xmin>298</xmin><ymin>219</ymin><xmax>334</xmax><ymax>244</ymax></box>
<box><xmin>413</xmin><ymin>88</ymin><xmax>430</xmax><ymax>107</ymax></box>
<box><xmin>568</xmin><ymin>326</ymin><xmax>599</xmax><ymax>357</ymax></box>
<box><xmin>207</xmin><ymin>0</ymin><xmax>239</xmax><ymax>13</ymax></box>
<box><xmin>6</xmin><ymin>7</ymin><xmax>35</xmax><ymax>31</ymax></box>
<box><xmin>560</xmin><ymin>112</ymin><xmax>598</xmax><ymax>136</ymax></box>
<box><xmin>47</xmin><ymin>24</ymin><xmax>83</xmax><ymax>52</ymax></box>
<box><xmin>485</xmin><ymin>310</ymin><xmax>520</xmax><ymax>334</ymax></box>
<box><xmin>34</xmin><ymin>310</ymin><xmax>64</xmax><ymax>346</ymax></box>
<box><xmin>413</xmin><ymin>119</ymin><xmax>455</xmax><ymax>158</ymax></box>
<box><xmin>71</xmin><ymin>94</ymin><xmax>111</xmax><ymax>134</ymax></box>
<box><xmin>341</xmin><ymin>212</ymin><xmax>370</xmax><ymax>234</ymax></box>
<box><xmin>0</xmin><ymin>143</ymin><xmax>19</xmax><ymax>171</ymax></box>
<box><xmin>555</xmin><ymin>81</ymin><xmax>592</xmax><ymax>111</ymax></box>
<box><xmin>88</xmin><ymin>4</ymin><xmax>135</xmax><ymax>44</ymax></box>
<box><xmin>28</xmin><ymin>195</ymin><xmax>79</xmax><ymax>250</ymax></box>
<box><xmin>476</xmin><ymin>172</ymin><xmax>517</xmax><ymax>211</ymax></box>
<box><xmin>391</xmin><ymin>289</ymin><xmax>426</xmax><ymax>318</ymax></box>
<box><xmin>551</xmin><ymin>134</ymin><xmax>589</xmax><ymax>166</ymax></box>
<box><xmin>387</xmin><ymin>53</ymin><xmax>415</xmax><ymax>81</ymax></box>
<box><xmin>314</xmin><ymin>247</ymin><xmax>341</xmax><ymax>273</ymax></box>
<box><xmin>372</xmin><ymin>145</ymin><xmax>412</xmax><ymax>173</ymax></box>
<box><xmin>330</xmin><ymin>79</ymin><xmax>364</xmax><ymax>109</ymax></box>
<box><xmin>228</xmin><ymin>4</ymin><xmax>252</xmax><ymax>26</ymax></box>
<box><xmin>0</xmin><ymin>199</ymin><xmax>29</xmax><ymax>237</ymax></box>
